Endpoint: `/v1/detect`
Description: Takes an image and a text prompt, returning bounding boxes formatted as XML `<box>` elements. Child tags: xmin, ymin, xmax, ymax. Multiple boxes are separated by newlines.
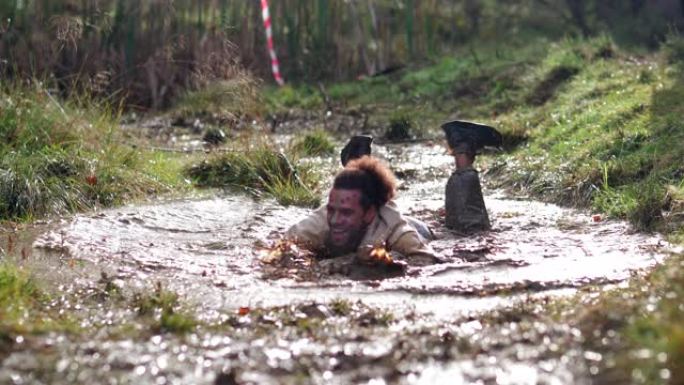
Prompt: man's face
<box><xmin>325</xmin><ymin>188</ymin><xmax>376</xmax><ymax>256</ymax></box>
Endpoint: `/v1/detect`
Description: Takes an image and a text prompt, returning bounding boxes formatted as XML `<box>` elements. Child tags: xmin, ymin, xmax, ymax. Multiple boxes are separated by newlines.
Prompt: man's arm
<box><xmin>386</xmin><ymin>226</ymin><xmax>439</xmax><ymax>266</ymax></box>
<box><xmin>372</xmin><ymin>203</ymin><xmax>440</xmax><ymax>265</ymax></box>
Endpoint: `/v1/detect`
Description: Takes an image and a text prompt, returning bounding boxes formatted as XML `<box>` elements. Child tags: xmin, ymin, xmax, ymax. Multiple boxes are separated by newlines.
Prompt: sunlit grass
<box><xmin>487</xmin><ymin>36</ymin><xmax>684</xmax><ymax>231</ymax></box>
<box><xmin>0</xmin><ymin>83</ymin><xmax>186</xmax><ymax>221</ymax></box>
<box><xmin>0</xmin><ymin>262</ymin><xmax>78</xmax><ymax>335</ymax></box>
<box><xmin>290</xmin><ymin>130</ymin><xmax>336</xmax><ymax>157</ymax></box>
<box><xmin>185</xmin><ymin>143</ymin><xmax>322</xmax><ymax>207</ymax></box>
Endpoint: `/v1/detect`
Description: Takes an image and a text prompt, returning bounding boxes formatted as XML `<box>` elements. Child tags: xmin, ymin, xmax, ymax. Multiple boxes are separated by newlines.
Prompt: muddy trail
<box><xmin>0</xmin><ymin>134</ymin><xmax>676</xmax><ymax>384</ymax></box>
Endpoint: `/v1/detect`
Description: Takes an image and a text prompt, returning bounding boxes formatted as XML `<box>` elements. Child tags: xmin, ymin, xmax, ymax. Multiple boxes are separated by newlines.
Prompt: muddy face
<box><xmin>325</xmin><ymin>188</ymin><xmax>375</xmax><ymax>256</ymax></box>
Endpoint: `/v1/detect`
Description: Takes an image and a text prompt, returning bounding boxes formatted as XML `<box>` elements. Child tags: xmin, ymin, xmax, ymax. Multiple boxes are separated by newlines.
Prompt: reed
<box><xmin>2</xmin><ymin>1</ymin><xmax>682</xmax><ymax>107</ymax></box>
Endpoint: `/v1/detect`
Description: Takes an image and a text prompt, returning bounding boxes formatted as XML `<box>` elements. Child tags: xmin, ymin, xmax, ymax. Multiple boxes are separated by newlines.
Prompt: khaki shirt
<box><xmin>286</xmin><ymin>201</ymin><xmax>437</xmax><ymax>265</ymax></box>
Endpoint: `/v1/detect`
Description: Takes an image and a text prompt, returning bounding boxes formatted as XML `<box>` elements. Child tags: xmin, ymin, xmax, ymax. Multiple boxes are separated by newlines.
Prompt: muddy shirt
<box><xmin>445</xmin><ymin>167</ymin><xmax>491</xmax><ymax>232</ymax></box>
<box><xmin>286</xmin><ymin>201</ymin><xmax>437</xmax><ymax>265</ymax></box>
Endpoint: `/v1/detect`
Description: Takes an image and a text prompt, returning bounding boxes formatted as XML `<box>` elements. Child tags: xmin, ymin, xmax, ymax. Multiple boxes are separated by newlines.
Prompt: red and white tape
<box><xmin>260</xmin><ymin>0</ymin><xmax>285</xmax><ymax>86</ymax></box>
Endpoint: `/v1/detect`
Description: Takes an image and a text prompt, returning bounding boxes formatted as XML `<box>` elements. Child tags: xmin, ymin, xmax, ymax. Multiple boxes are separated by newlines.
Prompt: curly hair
<box><xmin>332</xmin><ymin>156</ymin><xmax>397</xmax><ymax>209</ymax></box>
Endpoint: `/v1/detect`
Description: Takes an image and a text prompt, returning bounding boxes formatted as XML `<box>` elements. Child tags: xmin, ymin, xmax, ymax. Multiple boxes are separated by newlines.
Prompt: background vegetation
<box><xmin>0</xmin><ymin>82</ymin><xmax>186</xmax><ymax>221</ymax></box>
<box><xmin>2</xmin><ymin>0</ymin><xmax>684</xmax><ymax>109</ymax></box>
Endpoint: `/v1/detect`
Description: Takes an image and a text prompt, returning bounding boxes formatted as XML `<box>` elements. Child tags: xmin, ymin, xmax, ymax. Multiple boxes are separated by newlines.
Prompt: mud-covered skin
<box><xmin>444</xmin><ymin>167</ymin><xmax>491</xmax><ymax>233</ymax></box>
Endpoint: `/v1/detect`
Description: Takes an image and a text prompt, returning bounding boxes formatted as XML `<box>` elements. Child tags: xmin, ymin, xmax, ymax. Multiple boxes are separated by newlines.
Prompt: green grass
<box><xmin>263</xmin><ymin>37</ymin><xmax>550</xmax><ymax>137</ymax></box>
<box><xmin>385</xmin><ymin>108</ymin><xmax>423</xmax><ymax>140</ymax></box>
<box><xmin>264</xmin><ymin>35</ymin><xmax>682</xmax><ymax>231</ymax></box>
<box><xmin>132</xmin><ymin>282</ymin><xmax>197</xmax><ymax>334</ymax></box>
<box><xmin>566</xmin><ymin>252</ymin><xmax>684</xmax><ymax>384</ymax></box>
<box><xmin>290</xmin><ymin>130</ymin><xmax>336</xmax><ymax>157</ymax></box>
<box><xmin>0</xmin><ymin>263</ymin><xmax>41</xmax><ymax>323</ymax></box>
<box><xmin>264</xmin><ymin>84</ymin><xmax>323</xmax><ymax>112</ymax></box>
<box><xmin>0</xmin><ymin>83</ymin><xmax>187</xmax><ymax>221</ymax></box>
<box><xmin>478</xmin><ymin>35</ymin><xmax>684</xmax><ymax>232</ymax></box>
<box><xmin>0</xmin><ymin>262</ymin><xmax>78</xmax><ymax>338</ymax></box>
<box><xmin>185</xmin><ymin>143</ymin><xmax>322</xmax><ymax>207</ymax></box>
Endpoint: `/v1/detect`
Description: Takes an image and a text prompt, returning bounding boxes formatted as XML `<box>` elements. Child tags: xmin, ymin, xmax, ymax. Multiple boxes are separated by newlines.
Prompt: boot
<box><xmin>340</xmin><ymin>135</ymin><xmax>373</xmax><ymax>166</ymax></box>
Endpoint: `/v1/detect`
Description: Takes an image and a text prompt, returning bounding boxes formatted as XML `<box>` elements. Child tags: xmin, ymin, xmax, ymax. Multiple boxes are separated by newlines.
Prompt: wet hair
<box><xmin>332</xmin><ymin>156</ymin><xmax>397</xmax><ymax>209</ymax></box>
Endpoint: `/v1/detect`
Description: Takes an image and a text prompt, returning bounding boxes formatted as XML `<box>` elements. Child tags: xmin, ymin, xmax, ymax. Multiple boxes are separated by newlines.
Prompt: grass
<box><xmin>185</xmin><ymin>142</ymin><xmax>322</xmax><ymax>207</ymax></box>
<box><xmin>0</xmin><ymin>263</ymin><xmax>42</xmax><ymax>326</ymax></box>
<box><xmin>497</xmin><ymin>36</ymin><xmax>682</xmax><ymax>231</ymax></box>
<box><xmin>385</xmin><ymin>108</ymin><xmax>420</xmax><ymax>140</ymax></box>
<box><xmin>263</xmin><ymin>37</ymin><xmax>550</xmax><ymax>137</ymax></box>
<box><xmin>565</xmin><ymin>252</ymin><xmax>684</xmax><ymax>384</ymax></box>
<box><xmin>172</xmin><ymin>74</ymin><xmax>263</xmax><ymax>124</ymax></box>
<box><xmin>133</xmin><ymin>282</ymin><xmax>197</xmax><ymax>334</ymax></box>
<box><xmin>264</xmin><ymin>35</ymin><xmax>682</xmax><ymax>232</ymax></box>
<box><xmin>0</xmin><ymin>262</ymin><xmax>78</xmax><ymax>341</ymax></box>
<box><xmin>290</xmin><ymin>129</ymin><xmax>336</xmax><ymax>157</ymax></box>
<box><xmin>0</xmin><ymin>82</ymin><xmax>187</xmax><ymax>221</ymax></box>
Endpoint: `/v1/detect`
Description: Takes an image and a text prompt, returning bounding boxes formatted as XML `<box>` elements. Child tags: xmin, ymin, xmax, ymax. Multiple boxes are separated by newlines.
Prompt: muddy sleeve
<box><xmin>284</xmin><ymin>205</ymin><xmax>328</xmax><ymax>250</ymax></box>
<box><xmin>386</xmin><ymin>226</ymin><xmax>439</xmax><ymax>266</ymax></box>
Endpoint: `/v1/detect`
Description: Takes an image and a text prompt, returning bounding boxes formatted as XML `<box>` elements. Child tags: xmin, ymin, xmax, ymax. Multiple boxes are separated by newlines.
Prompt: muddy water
<box><xmin>5</xmin><ymin>141</ymin><xmax>676</xmax><ymax>384</ymax></box>
<box><xmin>33</xmin><ymin>142</ymin><xmax>671</xmax><ymax>318</ymax></box>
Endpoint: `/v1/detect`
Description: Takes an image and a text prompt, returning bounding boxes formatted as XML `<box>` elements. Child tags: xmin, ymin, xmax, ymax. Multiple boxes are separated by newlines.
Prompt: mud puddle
<box><xmin>32</xmin><ymin>142</ymin><xmax>671</xmax><ymax>317</ymax></box>
<box><xmin>2</xmin><ymin>141</ymin><xmax>677</xmax><ymax>384</ymax></box>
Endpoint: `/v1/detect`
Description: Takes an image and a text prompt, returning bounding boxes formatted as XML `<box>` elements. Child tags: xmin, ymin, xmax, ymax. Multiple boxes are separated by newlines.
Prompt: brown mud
<box><xmin>0</xmin><ymin>130</ymin><xmax>677</xmax><ymax>384</ymax></box>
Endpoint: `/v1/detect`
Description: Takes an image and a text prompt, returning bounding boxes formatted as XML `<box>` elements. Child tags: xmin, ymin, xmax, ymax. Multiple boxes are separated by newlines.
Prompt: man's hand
<box><xmin>355</xmin><ymin>243</ymin><xmax>394</xmax><ymax>265</ymax></box>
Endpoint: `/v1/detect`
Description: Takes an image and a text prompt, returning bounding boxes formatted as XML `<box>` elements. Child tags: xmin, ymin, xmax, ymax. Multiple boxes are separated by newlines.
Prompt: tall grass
<box><xmin>186</xmin><ymin>143</ymin><xmax>321</xmax><ymax>207</ymax></box>
<box><xmin>5</xmin><ymin>0</ymin><xmax>679</xmax><ymax>99</ymax></box>
<box><xmin>290</xmin><ymin>130</ymin><xmax>335</xmax><ymax>157</ymax></box>
<box><xmin>0</xmin><ymin>82</ymin><xmax>178</xmax><ymax>221</ymax></box>
<box><xmin>1</xmin><ymin>1</ymin><xmax>248</xmax><ymax>109</ymax></box>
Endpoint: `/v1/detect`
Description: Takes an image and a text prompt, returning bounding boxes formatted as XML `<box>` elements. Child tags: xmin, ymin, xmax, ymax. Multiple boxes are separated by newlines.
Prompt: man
<box><xmin>339</xmin><ymin>134</ymin><xmax>434</xmax><ymax>241</ymax></box>
<box><xmin>442</xmin><ymin>120</ymin><xmax>502</xmax><ymax>233</ymax></box>
<box><xmin>286</xmin><ymin>156</ymin><xmax>437</xmax><ymax>266</ymax></box>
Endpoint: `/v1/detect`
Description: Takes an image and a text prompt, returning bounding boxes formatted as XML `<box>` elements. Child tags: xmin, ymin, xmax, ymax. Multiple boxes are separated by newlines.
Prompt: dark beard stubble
<box><xmin>324</xmin><ymin>225</ymin><xmax>369</xmax><ymax>258</ymax></box>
